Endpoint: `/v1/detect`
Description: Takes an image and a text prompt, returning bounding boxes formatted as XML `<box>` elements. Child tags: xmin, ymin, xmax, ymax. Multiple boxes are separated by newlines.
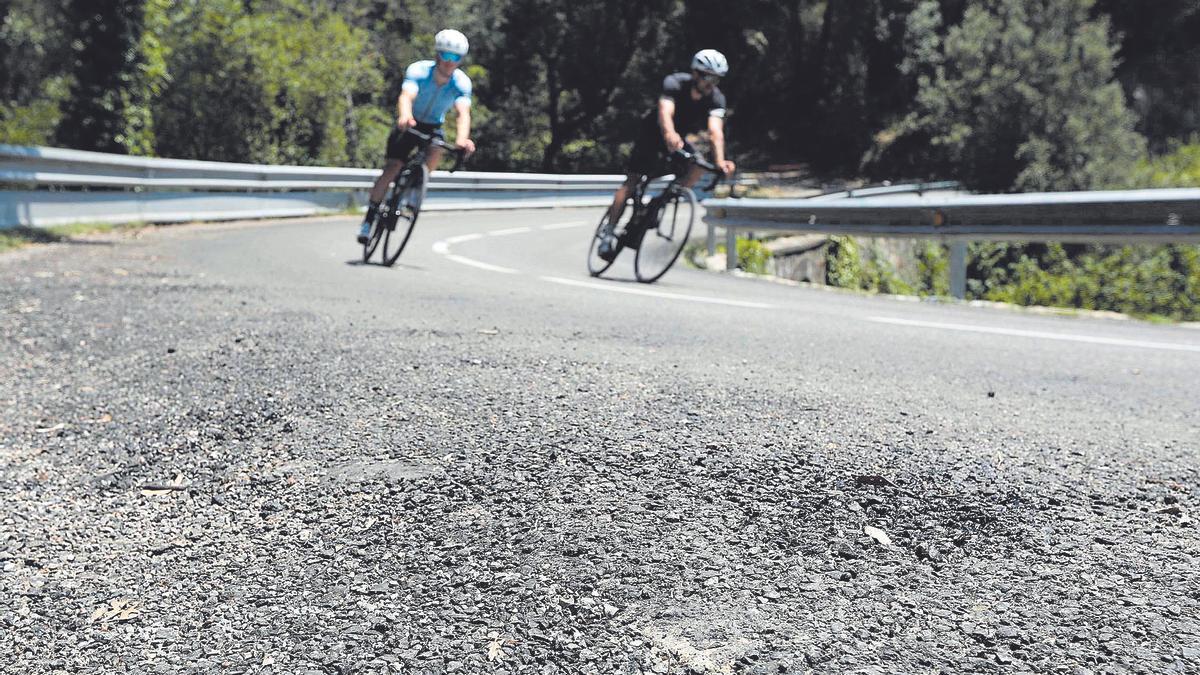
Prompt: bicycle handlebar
<box><xmin>403</xmin><ymin>126</ymin><xmax>468</xmax><ymax>172</ymax></box>
<box><xmin>669</xmin><ymin>149</ymin><xmax>732</xmax><ymax>194</ymax></box>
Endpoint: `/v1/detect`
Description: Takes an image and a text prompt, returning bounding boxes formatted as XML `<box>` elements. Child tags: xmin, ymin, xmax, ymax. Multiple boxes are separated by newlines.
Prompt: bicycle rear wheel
<box><xmin>586</xmin><ymin>201</ymin><xmax>633</xmax><ymax>277</ymax></box>
<box><xmin>382</xmin><ymin>164</ymin><xmax>428</xmax><ymax>267</ymax></box>
<box><xmin>634</xmin><ymin>187</ymin><xmax>696</xmax><ymax>283</ymax></box>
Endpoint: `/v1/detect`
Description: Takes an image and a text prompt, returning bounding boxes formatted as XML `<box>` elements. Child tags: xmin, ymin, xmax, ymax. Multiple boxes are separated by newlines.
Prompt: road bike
<box><xmin>587</xmin><ymin>150</ymin><xmax>726</xmax><ymax>283</ymax></box>
<box><xmin>362</xmin><ymin>128</ymin><xmax>466</xmax><ymax>267</ymax></box>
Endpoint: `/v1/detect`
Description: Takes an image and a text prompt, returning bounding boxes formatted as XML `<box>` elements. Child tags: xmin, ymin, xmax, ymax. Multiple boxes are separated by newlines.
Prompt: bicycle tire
<box><xmin>381</xmin><ymin>164</ymin><xmax>428</xmax><ymax>267</ymax></box>
<box><xmin>361</xmin><ymin>198</ymin><xmax>387</xmax><ymax>263</ymax></box>
<box><xmin>586</xmin><ymin>205</ymin><xmax>629</xmax><ymax>277</ymax></box>
<box><xmin>634</xmin><ymin>187</ymin><xmax>696</xmax><ymax>283</ymax></box>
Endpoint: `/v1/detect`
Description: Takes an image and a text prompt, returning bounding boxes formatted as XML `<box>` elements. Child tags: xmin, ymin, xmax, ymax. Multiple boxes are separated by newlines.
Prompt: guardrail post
<box><xmin>725</xmin><ymin>226</ymin><xmax>737</xmax><ymax>271</ymax></box>
<box><xmin>707</xmin><ymin>219</ymin><xmax>716</xmax><ymax>258</ymax></box>
<box><xmin>949</xmin><ymin>241</ymin><xmax>967</xmax><ymax>299</ymax></box>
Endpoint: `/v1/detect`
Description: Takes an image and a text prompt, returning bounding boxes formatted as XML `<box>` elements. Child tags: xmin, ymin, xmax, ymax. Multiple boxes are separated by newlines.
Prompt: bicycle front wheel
<box><xmin>362</xmin><ymin>203</ymin><xmax>386</xmax><ymax>263</ymax></box>
<box><xmin>382</xmin><ymin>164</ymin><xmax>428</xmax><ymax>267</ymax></box>
<box><xmin>586</xmin><ymin>201</ymin><xmax>633</xmax><ymax>277</ymax></box>
<box><xmin>633</xmin><ymin>188</ymin><xmax>696</xmax><ymax>283</ymax></box>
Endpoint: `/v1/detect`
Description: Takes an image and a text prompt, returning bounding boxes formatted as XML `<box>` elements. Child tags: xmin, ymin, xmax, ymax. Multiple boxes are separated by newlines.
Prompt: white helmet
<box><xmin>434</xmin><ymin>29</ymin><xmax>469</xmax><ymax>56</ymax></box>
<box><xmin>691</xmin><ymin>49</ymin><xmax>728</xmax><ymax>77</ymax></box>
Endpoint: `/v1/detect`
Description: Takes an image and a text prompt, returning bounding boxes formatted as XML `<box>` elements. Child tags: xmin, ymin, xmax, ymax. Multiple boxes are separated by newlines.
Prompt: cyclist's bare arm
<box><xmin>658</xmin><ymin>97</ymin><xmax>684</xmax><ymax>151</ymax></box>
<box><xmin>397</xmin><ymin>90</ymin><xmax>417</xmax><ymax>127</ymax></box>
<box><xmin>453</xmin><ymin>100</ymin><xmax>475</xmax><ymax>154</ymax></box>
<box><xmin>707</xmin><ymin>115</ymin><xmax>735</xmax><ymax>175</ymax></box>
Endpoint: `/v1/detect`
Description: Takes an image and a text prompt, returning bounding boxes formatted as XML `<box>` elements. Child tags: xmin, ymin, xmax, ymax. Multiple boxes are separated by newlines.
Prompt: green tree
<box><xmin>150</xmin><ymin>0</ymin><xmax>385</xmax><ymax>166</ymax></box>
<box><xmin>54</xmin><ymin>0</ymin><xmax>148</xmax><ymax>153</ymax></box>
<box><xmin>0</xmin><ymin>0</ymin><xmax>72</xmax><ymax>145</ymax></box>
<box><xmin>1097</xmin><ymin>0</ymin><xmax>1200</xmax><ymax>152</ymax></box>
<box><xmin>485</xmin><ymin>0</ymin><xmax>679</xmax><ymax>172</ymax></box>
<box><xmin>877</xmin><ymin>0</ymin><xmax>1145</xmax><ymax>192</ymax></box>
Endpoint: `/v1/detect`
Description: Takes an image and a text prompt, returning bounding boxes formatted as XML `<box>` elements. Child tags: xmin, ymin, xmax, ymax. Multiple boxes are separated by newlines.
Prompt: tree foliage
<box><xmin>1</xmin><ymin>0</ymin><xmax>1198</xmax><ymax>184</ymax></box>
<box><xmin>0</xmin><ymin>0</ymin><xmax>74</xmax><ymax>145</ymax></box>
<box><xmin>54</xmin><ymin>0</ymin><xmax>148</xmax><ymax>153</ymax></box>
<box><xmin>149</xmin><ymin>0</ymin><xmax>385</xmax><ymax>165</ymax></box>
<box><xmin>871</xmin><ymin>0</ymin><xmax>1145</xmax><ymax>192</ymax></box>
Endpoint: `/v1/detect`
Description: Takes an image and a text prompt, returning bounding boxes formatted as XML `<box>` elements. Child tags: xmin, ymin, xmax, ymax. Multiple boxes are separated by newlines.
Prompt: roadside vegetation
<box><xmin>0</xmin><ymin>222</ymin><xmax>145</xmax><ymax>252</ymax></box>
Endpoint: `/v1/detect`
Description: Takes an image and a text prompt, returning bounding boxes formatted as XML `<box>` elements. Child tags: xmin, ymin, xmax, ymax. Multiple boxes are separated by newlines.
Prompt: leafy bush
<box><xmin>826</xmin><ymin>236</ymin><xmax>929</xmax><ymax>296</ymax></box>
<box><xmin>716</xmin><ymin>237</ymin><xmax>772</xmax><ymax>275</ymax></box>
<box><xmin>826</xmin><ymin>236</ymin><xmax>863</xmax><ymax>289</ymax></box>
<box><xmin>736</xmin><ymin>238</ymin><xmax>772</xmax><ymax>275</ymax></box>
<box><xmin>971</xmin><ymin>242</ymin><xmax>1200</xmax><ymax>320</ymax></box>
<box><xmin>1134</xmin><ymin>140</ymin><xmax>1200</xmax><ymax>188</ymax></box>
<box><xmin>0</xmin><ymin>95</ymin><xmax>65</xmax><ymax>145</ymax></box>
<box><xmin>915</xmin><ymin>241</ymin><xmax>949</xmax><ymax>296</ymax></box>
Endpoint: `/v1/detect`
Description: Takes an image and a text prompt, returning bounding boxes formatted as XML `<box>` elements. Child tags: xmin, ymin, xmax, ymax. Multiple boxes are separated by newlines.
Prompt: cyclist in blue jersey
<box><xmin>598</xmin><ymin>49</ymin><xmax>736</xmax><ymax>260</ymax></box>
<box><xmin>358</xmin><ymin>29</ymin><xmax>477</xmax><ymax>243</ymax></box>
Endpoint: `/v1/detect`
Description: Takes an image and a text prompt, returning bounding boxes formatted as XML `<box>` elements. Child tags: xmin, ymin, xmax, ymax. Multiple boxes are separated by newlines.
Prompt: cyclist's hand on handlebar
<box><xmin>663</xmin><ymin>131</ymin><xmax>685</xmax><ymax>152</ymax></box>
<box><xmin>719</xmin><ymin>159</ymin><xmax>736</xmax><ymax>176</ymax></box>
<box><xmin>397</xmin><ymin>116</ymin><xmax>417</xmax><ymax>129</ymax></box>
<box><xmin>456</xmin><ymin>138</ymin><xmax>476</xmax><ymax>155</ymax></box>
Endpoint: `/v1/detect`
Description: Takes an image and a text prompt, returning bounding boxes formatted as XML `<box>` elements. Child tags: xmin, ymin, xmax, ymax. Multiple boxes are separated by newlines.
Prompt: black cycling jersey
<box><xmin>639</xmin><ymin>72</ymin><xmax>727</xmax><ymax>136</ymax></box>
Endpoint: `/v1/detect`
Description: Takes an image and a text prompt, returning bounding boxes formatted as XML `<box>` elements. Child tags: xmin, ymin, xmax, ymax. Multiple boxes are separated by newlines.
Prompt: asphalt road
<box><xmin>2</xmin><ymin>208</ymin><xmax>1198</xmax><ymax>674</ymax></box>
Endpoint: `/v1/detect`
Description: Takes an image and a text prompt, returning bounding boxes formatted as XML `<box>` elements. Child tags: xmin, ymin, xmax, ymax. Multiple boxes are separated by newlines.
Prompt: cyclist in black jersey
<box><xmin>600</xmin><ymin>49</ymin><xmax>736</xmax><ymax>260</ymax></box>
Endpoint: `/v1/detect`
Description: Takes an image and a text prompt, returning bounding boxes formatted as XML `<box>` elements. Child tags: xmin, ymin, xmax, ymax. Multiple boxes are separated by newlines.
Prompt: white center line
<box><xmin>488</xmin><ymin>226</ymin><xmax>533</xmax><ymax>236</ymax></box>
<box><xmin>869</xmin><ymin>316</ymin><xmax>1200</xmax><ymax>353</ymax></box>
<box><xmin>445</xmin><ymin>254</ymin><xmax>520</xmax><ymax>274</ymax></box>
<box><xmin>540</xmin><ymin>221</ymin><xmax>589</xmax><ymax>231</ymax></box>
<box><xmin>444</xmin><ymin>233</ymin><xmax>485</xmax><ymax>244</ymax></box>
<box><xmin>540</xmin><ymin>276</ymin><xmax>774</xmax><ymax>309</ymax></box>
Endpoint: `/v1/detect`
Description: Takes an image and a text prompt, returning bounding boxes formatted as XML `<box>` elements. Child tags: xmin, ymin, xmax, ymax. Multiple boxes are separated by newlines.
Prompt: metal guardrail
<box><xmin>0</xmin><ymin>144</ymin><xmax>647</xmax><ymax>228</ymax></box>
<box><xmin>807</xmin><ymin>180</ymin><xmax>963</xmax><ymax>201</ymax></box>
<box><xmin>703</xmin><ymin>188</ymin><xmax>1200</xmax><ymax>298</ymax></box>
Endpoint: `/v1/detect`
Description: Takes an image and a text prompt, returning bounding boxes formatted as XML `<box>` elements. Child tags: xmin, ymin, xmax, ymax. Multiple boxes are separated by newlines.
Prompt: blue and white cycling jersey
<box><xmin>401</xmin><ymin>60</ymin><xmax>473</xmax><ymax>125</ymax></box>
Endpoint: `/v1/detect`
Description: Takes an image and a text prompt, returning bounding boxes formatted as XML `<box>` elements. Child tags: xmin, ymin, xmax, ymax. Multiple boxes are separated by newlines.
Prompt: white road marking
<box><xmin>488</xmin><ymin>226</ymin><xmax>533</xmax><ymax>236</ymax></box>
<box><xmin>444</xmin><ymin>254</ymin><xmax>520</xmax><ymax>274</ymax></box>
<box><xmin>869</xmin><ymin>316</ymin><xmax>1200</xmax><ymax>353</ymax></box>
<box><xmin>432</xmin><ymin>221</ymin><xmax>586</xmax><ymax>274</ymax></box>
<box><xmin>433</xmin><ymin>220</ymin><xmax>766</xmax><ymax>310</ymax></box>
<box><xmin>540</xmin><ymin>221</ymin><xmax>589</xmax><ymax>231</ymax></box>
<box><xmin>540</xmin><ymin>276</ymin><xmax>774</xmax><ymax>309</ymax></box>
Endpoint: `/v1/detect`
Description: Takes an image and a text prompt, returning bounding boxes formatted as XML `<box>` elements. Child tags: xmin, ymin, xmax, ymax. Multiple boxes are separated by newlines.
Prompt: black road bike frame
<box><xmin>363</xmin><ymin>127</ymin><xmax>466</xmax><ymax>266</ymax></box>
<box><xmin>617</xmin><ymin>150</ymin><xmax>725</xmax><ymax>250</ymax></box>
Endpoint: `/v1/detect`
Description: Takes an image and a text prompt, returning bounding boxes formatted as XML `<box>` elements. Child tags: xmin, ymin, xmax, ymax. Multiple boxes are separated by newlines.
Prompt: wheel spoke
<box><xmin>634</xmin><ymin>189</ymin><xmax>696</xmax><ymax>283</ymax></box>
<box><xmin>380</xmin><ymin>165</ymin><xmax>427</xmax><ymax>266</ymax></box>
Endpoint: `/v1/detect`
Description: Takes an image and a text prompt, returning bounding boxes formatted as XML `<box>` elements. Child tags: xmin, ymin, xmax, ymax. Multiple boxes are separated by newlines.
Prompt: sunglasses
<box><xmin>438</xmin><ymin>51</ymin><xmax>463</xmax><ymax>63</ymax></box>
<box><xmin>697</xmin><ymin>73</ymin><xmax>721</xmax><ymax>84</ymax></box>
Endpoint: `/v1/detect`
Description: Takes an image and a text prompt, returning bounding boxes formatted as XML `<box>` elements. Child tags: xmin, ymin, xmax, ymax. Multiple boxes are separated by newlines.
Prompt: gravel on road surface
<box><xmin>2</xmin><ymin>215</ymin><xmax>1198</xmax><ymax>674</ymax></box>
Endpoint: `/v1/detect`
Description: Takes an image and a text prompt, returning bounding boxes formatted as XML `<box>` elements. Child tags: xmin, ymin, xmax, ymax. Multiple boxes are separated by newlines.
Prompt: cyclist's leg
<box><xmin>613</xmin><ymin>127</ymin><xmax>661</xmax><ymax>225</ymax></box>
<box><xmin>359</xmin><ymin>127</ymin><xmax>418</xmax><ymax>241</ymax></box>
<box><xmin>358</xmin><ymin>159</ymin><xmax>404</xmax><ymax>242</ymax></box>
<box><xmin>369</xmin><ymin>160</ymin><xmax>405</xmax><ymax>203</ymax></box>
<box><xmin>607</xmin><ymin>174</ymin><xmax>639</xmax><ymax>225</ymax></box>
<box><xmin>424</xmin><ymin>146</ymin><xmax>444</xmax><ymax>173</ymax></box>
<box><xmin>674</xmin><ymin>141</ymin><xmax>704</xmax><ymax>188</ymax></box>
<box><xmin>679</xmin><ymin>164</ymin><xmax>706</xmax><ymax>188</ymax></box>
<box><xmin>421</xmin><ymin>124</ymin><xmax>446</xmax><ymax>173</ymax></box>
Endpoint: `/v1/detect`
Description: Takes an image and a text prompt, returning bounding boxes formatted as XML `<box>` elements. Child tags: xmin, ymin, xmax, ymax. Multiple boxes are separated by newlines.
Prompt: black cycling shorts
<box><xmin>626</xmin><ymin>124</ymin><xmax>694</xmax><ymax>179</ymax></box>
<box><xmin>385</xmin><ymin>122</ymin><xmax>443</xmax><ymax>161</ymax></box>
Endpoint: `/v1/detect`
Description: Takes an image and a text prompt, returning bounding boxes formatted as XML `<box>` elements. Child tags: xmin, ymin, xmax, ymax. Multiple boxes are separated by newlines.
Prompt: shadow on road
<box><xmin>2</xmin><ymin>227</ymin><xmax>118</xmax><ymax>248</ymax></box>
<box><xmin>344</xmin><ymin>259</ymin><xmax>426</xmax><ymax>272</ymax></box>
